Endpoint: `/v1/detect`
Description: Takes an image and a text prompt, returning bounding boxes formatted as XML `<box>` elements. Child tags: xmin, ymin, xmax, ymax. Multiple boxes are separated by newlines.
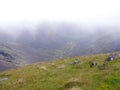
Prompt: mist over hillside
<box><xmin>0</xmin><ymin>1</ymin><xmax>120</xmax><ymax>89</ymax></box>
<box><xmin>0</xmin><ymin>23</ymin><xmax>120</xmax><ymax>67</ymax></box>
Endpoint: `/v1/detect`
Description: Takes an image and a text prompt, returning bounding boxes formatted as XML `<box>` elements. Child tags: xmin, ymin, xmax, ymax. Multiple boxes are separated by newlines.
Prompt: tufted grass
<box><xmin>0</xmin><ymin>53</ymin><xmax>120</xmax><ymax>90</ymax></box>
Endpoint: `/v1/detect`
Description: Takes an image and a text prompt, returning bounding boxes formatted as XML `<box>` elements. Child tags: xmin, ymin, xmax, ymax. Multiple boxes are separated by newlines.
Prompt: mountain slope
<box><xmin>1</xmin><ymin>25</ymin><xmax>120</xmax><ymax>68</ymax></box>
<box><xmin>0</xmin><ymin>61</ymin><xmax>16</xmax><ymax>72</ymax></box>
<box><xmin>14</xmin><ymin>27</ymin><xmax>120</xmax><ymax>61</ymax></box>
<box><xmin>0</xmin><ymin>52</ymin><xmax>120</xmax><ymax>90</ymax></box>
<box><xmin>0</xmin><ymin>41</ymin><xmax>28</xmax><ymax>63</ymax></box>
<box><xmin>0</xmin><ymin>42</ymin><xmax>24</xmax><ymax>71</ymax></box>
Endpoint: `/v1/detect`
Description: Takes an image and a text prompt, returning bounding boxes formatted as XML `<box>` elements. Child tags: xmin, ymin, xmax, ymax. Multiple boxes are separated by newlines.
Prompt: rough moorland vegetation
<box><xmin>0</xmin><ymin>53</ymin><xmax>120</xmax><ymax>90</ymax></box>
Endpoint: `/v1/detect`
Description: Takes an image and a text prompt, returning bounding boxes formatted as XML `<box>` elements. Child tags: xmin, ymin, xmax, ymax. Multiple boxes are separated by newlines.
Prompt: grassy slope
<box><xmin>0</xmin><ymin>53</ymin><xmax>120</xmax><ymax>90</ymax></box>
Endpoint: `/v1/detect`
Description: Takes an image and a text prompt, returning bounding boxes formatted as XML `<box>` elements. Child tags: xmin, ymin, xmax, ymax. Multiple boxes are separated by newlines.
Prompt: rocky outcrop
<box><xmin>105</xmin><ymin>53</ymin><xmax>120</xmax><ymax>61</ymax></box>
<box><xmin>0</xmin><ymin>50</ymin><xmax>15</xmax><ymax>63</ymax></box>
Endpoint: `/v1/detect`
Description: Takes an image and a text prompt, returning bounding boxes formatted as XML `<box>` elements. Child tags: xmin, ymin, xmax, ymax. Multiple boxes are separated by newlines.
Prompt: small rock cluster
<box><xmin>36</xmin><ymin>53</ymin><xmax>120</xmax><ymax>71</ymax></box>
<box><xmin>90</xmin><ymin>61</ymin><xmax>97</xmax><ymax>67</ymax></box>
<box><xmin>71</xmin><ymin>59</ymin><xmax>80</xmax><ymax>65</ymax></box>
<box><xmin>91</xmin><ymin>53</ymin><xmax>120</xmax><ymax>69</ymax></box>
<box><xmin>105</xmin><ymin>53</ymin><xmax>120</xmax><ymax>61</ymax></box>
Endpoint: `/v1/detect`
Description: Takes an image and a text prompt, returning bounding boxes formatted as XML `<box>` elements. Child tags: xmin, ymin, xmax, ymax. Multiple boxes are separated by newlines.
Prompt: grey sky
<box><xmin>0</xmin><ymin>0</ymin><xmax>120</xmax><ymax>29</ymax></box>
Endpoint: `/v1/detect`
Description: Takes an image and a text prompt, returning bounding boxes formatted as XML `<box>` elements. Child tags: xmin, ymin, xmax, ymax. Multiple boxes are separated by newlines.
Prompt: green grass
<box><xmin>0</xmin><ymin>53</ymin><xmax>120</xmax><ymax>90</ymax></box>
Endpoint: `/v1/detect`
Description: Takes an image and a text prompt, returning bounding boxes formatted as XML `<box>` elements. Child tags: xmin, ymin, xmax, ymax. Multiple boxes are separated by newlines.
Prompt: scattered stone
<box><xmin>0</xmin><ymin>77</ymin><xmax>8</xmax><ymax>82</ymax></box>
<box><xmin>90</xmin><ymin>61</ymin><xmax>97</xmax><ymax>67</ymax></box>
<box><xmin>71</xmin><ymin>59</ymin><xmax>80</xmax><ymax>65</ymax></box>
<box><xmin>17</xmin><ymin>78</ymin><xmax>25</xmax><ymax>84</ymax></box>
<box><xmin>105</xmin><ymin>53</ymin><xmax>119</xmax><ymax>61</ymax></box>
<box><xmin>40</xmin><ymin>66</ymin><xmax>47</xmax><ymax>70</ymax></box>
<box><xmin>58</xmin><ymin>64</ymin><xmax>65</xmax><ymax>69</ymax></box>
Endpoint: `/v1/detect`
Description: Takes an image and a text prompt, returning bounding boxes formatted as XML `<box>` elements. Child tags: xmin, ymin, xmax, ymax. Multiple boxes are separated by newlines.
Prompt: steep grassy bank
<box><xmin>0</xmin><ymin>53</ymin><xmax>120</xmax><ymax>90</ymax></box>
